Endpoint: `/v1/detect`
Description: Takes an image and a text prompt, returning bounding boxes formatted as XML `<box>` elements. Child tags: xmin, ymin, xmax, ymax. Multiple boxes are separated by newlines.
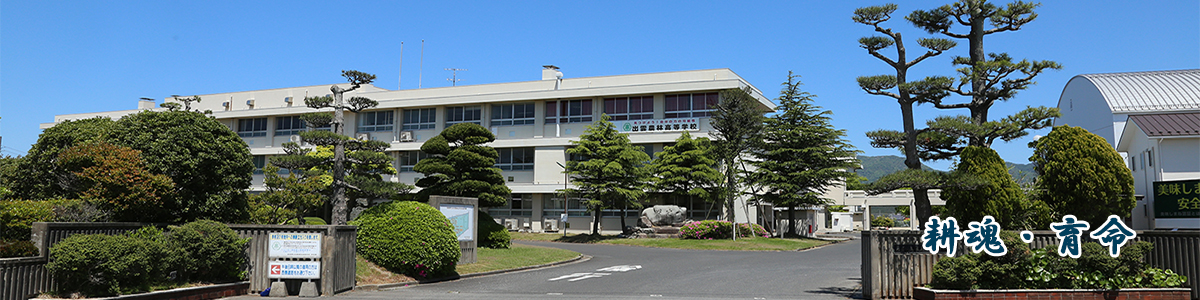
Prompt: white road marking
<box><xmin>548</xmin><ymin>272</ymin><xmax>611</xmax><ymax>282</ymax></box>
<box><xmin>596</xmin><ymin>265</ymin><xmax>642</xmax><ymax>272</ymax></box>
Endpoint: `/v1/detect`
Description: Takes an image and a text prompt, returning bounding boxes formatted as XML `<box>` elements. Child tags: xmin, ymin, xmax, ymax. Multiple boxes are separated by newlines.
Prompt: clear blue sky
<box><xmin>2</xmin><ymin>1</ymin><xmax>1197</xmax><ymax>170</ymax></box>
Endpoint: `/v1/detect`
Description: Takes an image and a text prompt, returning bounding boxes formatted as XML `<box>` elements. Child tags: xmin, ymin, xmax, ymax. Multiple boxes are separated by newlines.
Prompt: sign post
<box><xmin>429</xmin><ymin>196</ymin><xmax>479</xmax><ymax>264</ymax></box>
<box><xmin>267</xmin><ymin>232</ymin><xmax>322</xmax><ymax>297</ymax></box>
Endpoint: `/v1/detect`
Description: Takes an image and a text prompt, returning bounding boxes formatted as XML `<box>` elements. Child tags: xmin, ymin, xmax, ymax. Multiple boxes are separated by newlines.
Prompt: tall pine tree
<box><xmin>564</xmin><ymin>115</ymin><xmax>652</xmax><ymax>234</ymax></box>
<box><xmin>748</xmin><ymin>72</ymin><xmax>860</xmax><ymax>237</ymax></box>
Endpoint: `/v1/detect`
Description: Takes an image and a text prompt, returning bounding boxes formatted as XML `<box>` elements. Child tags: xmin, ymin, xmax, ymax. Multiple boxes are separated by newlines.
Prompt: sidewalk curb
<box><xmin>352</xmin><ymin>253</ymin><xmax>591</xmax><ymax>292</ymax></box>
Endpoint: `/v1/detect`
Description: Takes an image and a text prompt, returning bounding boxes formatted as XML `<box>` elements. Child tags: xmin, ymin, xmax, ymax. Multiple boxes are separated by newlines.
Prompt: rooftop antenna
<box><xmin>418</xmin><ymin>40</ymin><xmax>424</xmax><ymax>88</ymax></box>
<box><xmin>446</xmin><ymin>68</ymin><xmax>466</xmax><ymax>86</ymax></box>
<box><xmin>403</xmin><ymin>41</ymin><xmax>408</xmax><ymax>89</ymax></box>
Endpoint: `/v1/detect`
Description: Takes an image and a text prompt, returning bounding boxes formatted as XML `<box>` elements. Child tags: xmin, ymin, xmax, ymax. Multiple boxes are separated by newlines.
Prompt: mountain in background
<box><xmin>856</xmin><ymin>155</ymin><xmax>1038</xmax><ymax>185</ymax></box>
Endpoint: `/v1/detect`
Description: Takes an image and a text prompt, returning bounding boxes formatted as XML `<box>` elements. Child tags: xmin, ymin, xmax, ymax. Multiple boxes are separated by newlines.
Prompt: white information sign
<box><xmin>269</xmin><ymin>233</ymin><xmax>322</xmax><ymax>258</ymax></box>
<box><xmin>439</xmin><ymin>204</ymin><xmax>475</xmax><ymax>241</ymax></box>
<box><xmin>614</xmin><ymin>118</ymin><xmax>700</xmax><ymax>133</ymax></box>
<box><xmin>268</xmin><ymin>261</ymin><xmax>320</xmax><ymax>279</ymax></box>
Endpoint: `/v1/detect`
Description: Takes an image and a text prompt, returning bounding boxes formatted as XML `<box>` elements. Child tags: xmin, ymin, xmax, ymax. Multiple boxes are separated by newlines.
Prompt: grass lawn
<box><xmin>510</xmin><ymin>232</ymin><xmax>831</xmax><ymax>251</ymax></box>
<box><xmin>356</xmin><ymin>243</ymin><xmax>580</xmax><ymax>285</ymax></box>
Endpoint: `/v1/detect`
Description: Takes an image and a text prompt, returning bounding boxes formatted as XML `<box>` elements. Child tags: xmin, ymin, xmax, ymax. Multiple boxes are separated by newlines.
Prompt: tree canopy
<box><xmin>648</xmin><ymin>132</ymin><xmax>721</xmax><ymax>206</ymax></box>
<box><xmin>748</xmin><ymin>72</ymin><xmax>860</xmax><ymax>236</ymax></box>
<box><xmin>56</xmin><ymin>141</ymin><xmax>175</xmax><ymax>222</ymax></box>
<box><xmin>564</xmin><ymin>115</ymin><xmax>652</xmax><ymax>234</ymax></box>
<box><xmin>1030</xmin><ymin>126</ymin><xmax>1134</xmax><ymax>226</ymax></box>
<box><xmin>709</xmin><ymin>87</ymin><xmax>766</xmax><ymax>222</ymax></box>
<box><xmin>413</xmin><ymin>123</ymin><xmax>510</xmax><ymax>207</ymax></box>
<box><xmin>942</xmin><ymin>146</ymin><xmax>1050</xmax><ymax>229</ymax></box>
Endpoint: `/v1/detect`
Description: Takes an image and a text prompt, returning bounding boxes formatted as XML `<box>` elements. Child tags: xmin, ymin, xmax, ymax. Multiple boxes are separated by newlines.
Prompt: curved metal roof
<box><xmin>1078</xmin><ymin>69</ymin><xmax>1200</xmax><ymax>113</ymax></box>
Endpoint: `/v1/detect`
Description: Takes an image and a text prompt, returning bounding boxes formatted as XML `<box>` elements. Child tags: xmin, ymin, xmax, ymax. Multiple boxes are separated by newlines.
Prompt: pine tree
<box><xmin>710</xmin><ymin>88</ymin><xmax>765</xmax><ymax>222</ymax></box>
<box><xmin>748</xmin><ymin>72</ymin><xmax>860</xmax><ymax>237</ymax></box>
<box><xmin>648</xmin><ymin>132</ymin><xmax>721</xmax><ymax>217</ymax></box>
<box><xmin>908</xmin><ymin>0</ymin><xmax>1062</xmax><ymax>147</ymax></box>
<box><xmin>413</xmin><ymin>123</ymin><xmax>511</xmax><ymax>207</ymax></box>
<box><xmin>564</xmin><ymin>115</ymin><xmax>652</xmax><ymax>234</ymax></box>
<box><xmin>270</xmin><ymin>70</ymin><xmax>411</xmax><ymax>225</ymax></box>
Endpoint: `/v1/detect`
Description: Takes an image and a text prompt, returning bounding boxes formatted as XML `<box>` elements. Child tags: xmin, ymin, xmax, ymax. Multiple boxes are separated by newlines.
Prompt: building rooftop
<box><xmin>1128</xmin><ymin>112</ymin><xmax>1200</xmax><ymax>137</ymax></box>
<box><xmin>1076</xmin><ymin>69</ymin><xmax>1200</xmax><ymax>113</ymax></box>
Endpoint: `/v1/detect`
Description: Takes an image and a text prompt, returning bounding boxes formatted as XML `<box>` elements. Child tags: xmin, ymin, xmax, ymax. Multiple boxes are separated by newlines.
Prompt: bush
<box><xmin>1</xmin><ymin>199</ymin><xmax>59</xmax><ymax>241</ymax></box>
<box><xmin>737</xmin><ymin>223</ymin><xmax>769</xmax><ymax>237</ymax></box>
<box><xmin>0</xmin><ymin>239</ymin><xmax>38</xmax><ymax>257</ymax></box>
<box><xmin>353</xmin><ymin>201</ymin><xmax>459</xmax><ymax>278</ymax></box>
<box><xmin>477</xmin><ymin>210</ymin><xmax>510</xmax><ymax>249</ymax></box>
<box><xmin>943</xmin><ymin>147</ymin><xmax>1033</xmax><ymax>229</ymax></box>
<box><xmin>870</xmin><ymin>215</ymin><xmax>894</xmax><ymax>228</ymax></box>
<box><xmin>166</xmin><ymin>220</ymin><xmax>248</xmax><ymax>282</ymax></box>
<box><xmin>1030</xmin><ymin>126</ymin><xmax>1135</xmax><ymax>226</ymax></box>
<box><xmin>929</xmin><ymin>233</ymin><xmax>1189</xmax><ymax>290</ymax></box>
<box><xmin>680</xmin><ymin>220</ymin><xmax>733</xmax><ymax>239</ymax></box>
<box><xmin>47</xmin><ymin>234</ymin><xmax>161</xmax><ymax>296</ymax></box>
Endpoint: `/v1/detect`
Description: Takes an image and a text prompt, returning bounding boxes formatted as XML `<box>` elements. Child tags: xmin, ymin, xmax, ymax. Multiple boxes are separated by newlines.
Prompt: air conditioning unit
<box><xmin>397</xmin><ymin>131</ymin><xmax>415</xmax><ymax>142</ymax></box>
<box><xmin>543</xmin><ymin>219</ymin><xmax>559</xmax><ymax>232</ymax></box>
<box><xmin>246</xmin><ymin>99</ymin><xmax>255</xmax><ymax>107</ymax></box>
<box><xmin>356</xmin><ymin>133</ymin><xmax>369</xmax><ymax>141</ymax></box>
<box><xmin>222</xmin><ymin>102</ymin><xmax>230</xmax><ymax>108</ymax></box>
<box><xmin>503</xmin><ymin>219</ymin><xmax>520</xmax><ymax>231</ymax></box>
<box><xmin>289</xmin><ymin>135</ymin><xmax>302</xmax><ymax>143</ymax></box>
<box><xmin>284</xmin><ymin>96</ymin><xmax>293</xmax><ymax>104</ymax></box>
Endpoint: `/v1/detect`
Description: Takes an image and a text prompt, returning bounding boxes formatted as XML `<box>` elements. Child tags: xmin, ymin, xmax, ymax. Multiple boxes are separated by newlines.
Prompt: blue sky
<box><xmin>2</xmin><ymin>1</ymin><xmax>1197</xmax><ymax>170</ymax></box>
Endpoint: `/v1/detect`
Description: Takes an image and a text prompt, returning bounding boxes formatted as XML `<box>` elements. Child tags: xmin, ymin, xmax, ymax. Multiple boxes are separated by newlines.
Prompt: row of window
<box><xmin>237</xmin><ymin>92</ymin><xmax>719</xmax><ymax>136</ymax></box>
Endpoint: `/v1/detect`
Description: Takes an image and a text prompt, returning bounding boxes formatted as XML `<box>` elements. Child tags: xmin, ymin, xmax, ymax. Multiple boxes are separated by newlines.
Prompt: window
<box><xmin>275</xmin><ymin>116</ymin><xmax>306</xmax><ymax>136</ymax></box>
<box><xmin>445</xmin><ymin>105</ymin><xmax>482</xmax><ymax>126</ymax></box>
<box><xmin>489</xmin><ymin>194</ymin><xmax>533</xmax><ymax>217</ymax></box>
<box><xmin>238</xmin><ymin>118</ymin><xmax>267</xmax><ymax>137</ymax></box>
<box><xmin>398</xmin><ymin>151</ymin><xmax>428</xmax><ymax>172</ymax></box>
<box><xmin>665</xmin><ymin>92</ymin><xmax>719</xmax><ymax>118</ymax></box>
<box><xmin>545</xmin><ymin>99</ymin><xmax>592</xmax><ymax>124</ymax></box>
<box><xmin>604</xmin><ymin>96</ymin><xmax>654</xmax><ymax>120</ymax></box>
<box><xmin>544</xmin><ymin>196</ymin><xmax>588</xmax><ymax>217</ymax></box>
<box><xmin>1148</xmin><ymin>148</ymin><xmax>1153</xmax><ymax>166</ymax></box>
<box><xmin>403</xmin><ymin>108</ymin><xmax>437</xmax><ymax>130</ymax></box>
<box><xmin>496</xmin><ymin>148</ymin><xmax>535</xmax><ymax>171</ymax></box>
<box><xmin>490</xmin><ymin>103</ymin><xmax>536</xmax><ymax>126</ymax></box>
<box><xmin>358</xmin><ymin>111</ymin><xmax>394</xmax><ymax>132</ymax></box>
<box><xmin>252</xmin><ymin>155</ymin><xmax>266</xmax><ymax>175</ymax></box>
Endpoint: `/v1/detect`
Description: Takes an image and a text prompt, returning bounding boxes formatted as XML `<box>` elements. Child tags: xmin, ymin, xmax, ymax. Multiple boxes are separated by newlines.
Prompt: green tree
<box><xmin>247</xmin><ymin>165</ymin><xmax>327</xmax><ymax>225</ymax></box>
<box><xmin>108</xmin><ymin>110</ymin><xmax>254</xmax><ymax>223</ymax></box>
<box><xmin>1029</xmin><ymin>126</ymin><xmax>1134</xmax><ymax>226</ymax></box>
<box><xmin>413</xmin><ymin>123</ymin><xmax>511</xmax><ymax>207</ymax></box>
<box><xmin>564</xmin><ymin>115</ymin><xmax>652</xmax><ymax>234</ymax></box>
<box><xmin>709</xmin><ymin>87</ymin><xmax>766</xmax><ymax>222</ymax></box>
<box><xmin>56</xmin><ymin>141</ymin><xmax>175</xmax><ymax>222</ymax></box>
<box><xmin>648</xmin><ymin>132</ymin><xmax>721</xmax><ymax>215</ymax></box>
<box><xmin>748</xmin><ymin>73</ymin><xmax>860</xmax><ymax>237</ymax></box>
<box><xmin>854</xmin><ymin>3</ymin><xmax>966</xmax><ymax>228</ymax></box>
<box><xmin>908</xmin><ymin>0</ymin><xmax>1061</xmax><ymax>147</ymax></box>
<box><xmin>5</xmin><ymin>118</ymin><xmax>117</xmax><ymax>200</ymax></box>
<box><xmin>942</xmin><ymin>146</ymin><xmax>1051</xmax><ymax>229</ymax></box>
<box><xmin>270</xmin><ymin>70</ymin><xmax>409</xmax><ymax>225</ymax></box>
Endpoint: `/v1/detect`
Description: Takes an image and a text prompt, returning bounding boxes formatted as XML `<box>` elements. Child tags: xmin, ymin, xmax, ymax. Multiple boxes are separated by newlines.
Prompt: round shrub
<box><xmin>353</xmin><ymin>201</ymin><xmax>459</xmax><ymax>278</ymax></box>
<box><xmin>0</xmin><ymin>239</ymin><xmax>38</xmax><ymax>258</ymax></box>
<box><xmin>680</xmin><ymin>220</ymin><xmax>733</xmax><ymax>240</ymax></box>
<box><xmin>870</xmin><ymin>215</ymin><xmax>894</xmax><ymax>228</ymax></box>
<box><xmin>737</xmin><ymin>223</ymin><xmax>769</xmax><ymax>238</ymax></box>
<box><xmin>166</xmin><ymin>220</ymin><xmax>248</xmax><ymax>282</ymax></box>
<box><xmin>47</xmin><ymin>234</ymin><xmax>161</xmax><ymax>296</ymax></box>
<box><xmin>477</xmin><ymin>210</ymin><xmax>510</xmax><ymax>249</ymax></box>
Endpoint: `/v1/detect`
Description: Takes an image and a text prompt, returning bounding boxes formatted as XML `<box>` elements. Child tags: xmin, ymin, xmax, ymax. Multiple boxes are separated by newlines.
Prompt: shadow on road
<box><xmin>806</xmin><ymin>277</ymin><xmax>863</xmax><ymax>299</ymax></box>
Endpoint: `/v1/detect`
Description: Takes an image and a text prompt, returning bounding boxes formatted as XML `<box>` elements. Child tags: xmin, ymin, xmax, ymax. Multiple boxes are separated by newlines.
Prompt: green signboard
<box><xmin>1153</xmin><ymin>179</ymin><xmax>1200</xmax><ymax>218</ymax></box>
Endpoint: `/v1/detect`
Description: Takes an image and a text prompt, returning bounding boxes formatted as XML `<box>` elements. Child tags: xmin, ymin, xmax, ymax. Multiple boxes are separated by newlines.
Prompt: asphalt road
<box><xmin>330</xmin><ymin>239</ymin><xmax>863</xmax><ymax>300</ymax></box>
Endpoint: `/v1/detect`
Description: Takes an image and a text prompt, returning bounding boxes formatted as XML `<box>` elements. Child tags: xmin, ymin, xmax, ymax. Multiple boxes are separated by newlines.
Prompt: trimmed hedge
<box><xmin>44</xmin><ymin>221</ymin><xmax>247</xmax><ymax>297</ymax></box>
<box><xmin>477</xmin><ymin>210</ymin><xmax>510</xmax><ymax>249</ymax></box>
<box><xmin>1</xmin><ymin>199</ymin><xmax>62</xmax><ymax>241</ymax></box>
<box><xmin>737</xmin><ymin>223</ymin><xmax>769</xmax><ymax>237</ymax></box>
<box><xmin>0</xmin><ymin>239</ymin><xmax>38</xmax><ymax>258</ymax></box>
<box><xmin>167</xmin><ymin>220</ymin><xmax>248</xmax><ymax>282</ymax></box>
<box><xmin>680</xmin><ymin>220</ymin><xmax>733</xmax><ymax>239</ymax></box>
<box><xmin>353</xmin><ymin>201</ymin><xmax>459</xmax><ymax>278</ymax></box>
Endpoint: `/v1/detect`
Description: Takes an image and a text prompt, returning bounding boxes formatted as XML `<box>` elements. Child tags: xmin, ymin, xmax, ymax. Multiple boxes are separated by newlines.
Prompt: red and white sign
<box><xmin>269</xmin><ymin>264</ymin><xmax>282</xmax><ymax>276</ymax></box>
<box><xmin>267</xmin><ymin>261</ymin><xmax>320</xmax><ymax>279</ymax></box>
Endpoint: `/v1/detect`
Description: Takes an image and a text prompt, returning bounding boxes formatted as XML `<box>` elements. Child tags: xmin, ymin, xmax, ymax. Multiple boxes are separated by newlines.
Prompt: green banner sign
<box><xmin>1153</xmin><ymin>179</ymin><xmax>1200</xmax><ymax>218</ymax></box>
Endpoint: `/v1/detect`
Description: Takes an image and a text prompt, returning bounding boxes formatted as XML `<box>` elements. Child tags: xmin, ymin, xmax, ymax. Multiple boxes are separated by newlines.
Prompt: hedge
<box><xmin>477</xmin><ymin>210</ymin><xmax>510</xmax><ymax>249</ymax></box>
<box><xmin>353</xmin><ymin>201</ymin><xmax>459</xmax><ymax>278</ymax></box>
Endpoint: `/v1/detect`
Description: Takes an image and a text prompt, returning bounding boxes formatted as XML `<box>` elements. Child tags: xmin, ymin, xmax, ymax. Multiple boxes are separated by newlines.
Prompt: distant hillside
<box><xmin>857</xmin><ymin>155</ymin><xmax>1038</xmax><ymax>185</ymax></box>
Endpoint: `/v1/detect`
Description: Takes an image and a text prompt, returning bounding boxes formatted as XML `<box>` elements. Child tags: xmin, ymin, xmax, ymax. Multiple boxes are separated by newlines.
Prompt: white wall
<box><xmin>1056</xmin><ymin>76</ymin><xmax>1119</xmax><ymax>147</ymax></box>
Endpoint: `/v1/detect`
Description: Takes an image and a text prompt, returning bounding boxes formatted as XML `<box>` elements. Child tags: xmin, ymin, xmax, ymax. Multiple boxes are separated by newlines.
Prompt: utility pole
<box><xmin>446</xmin><ymin>68</ymin><xmax>466</xmax><ymax>86</ymax></box>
